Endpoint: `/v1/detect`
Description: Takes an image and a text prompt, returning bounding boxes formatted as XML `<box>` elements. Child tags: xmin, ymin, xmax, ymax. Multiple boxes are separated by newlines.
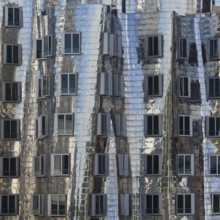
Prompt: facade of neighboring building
<box><xmin>1</xmin><ymin>0</ymin><xmax>220</xmax><ymax>219</ymax></box>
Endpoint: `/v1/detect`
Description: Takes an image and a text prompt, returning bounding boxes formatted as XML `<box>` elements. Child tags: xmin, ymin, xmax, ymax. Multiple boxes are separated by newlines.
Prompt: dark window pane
<box><xmin>98</xmin><ymin>155</ymin><xmax>105</xmax><ymax>175</ymax></box>
<box><xmin>178</xmin><ymin>155</ymin><xmax>184</xmax><ymax>174</ymax></box>
<box><xmin>213</xmin><ymin>194</ymin><xmax>220</xmax><ymax>213</ymax></box>
<box><xmin>64</xmin><ymin>34</ymin><xmax>71</xmax><ymax>53</ymax></box>
<box><xmin>7</xmin><ymin>45</ymin><xmax>12</xmax><ymax>63</ymax></box>
<box><xmin>185</xmin><ymin>116</ymin><xmax>190</xmax><ymax>135</ymax></box>
<box><xmin>62</xmin><ymin>155</ymin><xmax>69</xmax><ymax>174</ymax></box>
<box><xmin>209</xmin><ymin>118</ymin><xmax>215</xmax><ymax>136</ymax></box>
<box><xmin>61</xmin><ymin>75</ymin><xmax>68</xmax><ymax>93</ymax></box>
<box><xmin>153</xmin><ymin>76</ymin><xmax>159</xmax><ymax>95</ymax></box>
<box><xmin>153</xmin><ymin>36</ymin><xmax>158</xmax><ymax>55</ymax></box>
<box><xmin>37</xmin><ymin>40</ymin><xmax>42</xmax><ymax>58</ymax></box>
<box><xmin>65</xmin><ymin>115</ymin><xmax>72</xmax><ymax>135</ymax></box>
<box><xmin>4</xmin><ymin>121</ymin><xmax>11</xmax><ymax>139</ymax></box>
<box><xmin>11</xmin><ymin>121</ymin><xmax>18</xmax><ymax>138</ymax></box>
<box><xmin>2</xmin><ymin>196</ymin><xmax>8</xmax><ymax>213</ymax></box>
<box><xmin>43</xmin><ymin>76</ymin><xmax>48</xmax><ymax>96</ymax></box>
<box><xmin>9</xmin><ymin>196</ymin><xmax>16</xmax><ymax>214</ymax></box>
<box><xmin>3</xmin><ymin>158</ymin><xmax>9</xmax><ymax>176</ymax></box>
<box><xmin>153</xmin><ymin>195</ymin><xmax>159</xmax><ymax>214</ymax></box>
<box><xmin>209</xmin><ymin>79</ymin><xmax>214</xmax><ymax>97</ymax></box>
<box><xmin>14</xmin><ymin>8</ymin><xmax>20</xmax><ymax>26</ymax></box>
<box><xmin>185</xmin><ymin>156</ymin><xmax>191</xmax><ymax>174</ymax></box>
<box><xmin>69</xmin><ymin>74</ymin><xmax>76</xmax><ymax>93</ymax></box>
<box><xmin>13</xmin><ymin>46</ymin><xmax>18</xmax><ymax>64</ymax></box>
<box><xmin>147</xmin><ymin>116</ymin><xmax>153</xmax><ymax>135</ymax></box>
<box><xmin>12</xmin><ymin>83</ymin><xmax>18</xmax><ymax>101</ymax></box>
<box><xmin>148</xmin><ymin>76</ymin><xmax>153</xmax><ymax>95</ymax></box>
<box><xmin>101</xmin><ymin>115</ymin><xmax>107</xmax><ymax>134</ymax></box>
<box><xmin>72</xmin><ymin>34</ymin><xmax>80</xmax><ymax>53</ymax></box>
<box><xmin>210</xmin><ymin>156</ymin><xmax>217</xmax><ymax>174</ymax></box>
<box><xmin>148</xmin><ymin>37</ymin><xmax>153</xmax><ymax>56</ymax></box>
<box><xmin>38</xmin><ymin>79</ymin><xmax>42</xmax><ymax>97</ymax></box>
<box><xmin>215</xmin><ymin>79</ymin><xmax>220</xmax><ymax>97</ymax></box>
<box><xmin>185</xmin><ymin>195</ymin><xmax>191</xmax><ymax>213</ymax></box>
<box><xmin>10</xmin><ymin>158</ymin><xmax>16</xmax><ymax>176</ymax></box>
<box><xmin>153</xmin><ymin>116</ymin><xmax>159</xmax><ymax>134</ymax></box>
<box><xmin>146</xmin><ymin>195</ymin><xmax>152</xmax><ymax>213</ymax></box>
<box><xmin>153</xmin><ymin>155</ymin><xmax>159</xmax><ymax>174</ymax></box>
<box><xmin>146</xmin><ymin>155</ymin><xmax>152</xmax><ymax>174</ymax></box>
<box><xmin>179</xmin><ymin>117</ymin><xmax>183</xmax><ymax>135</ymax></box>
<box><xmin>8</xmin><ymin>8</ymin><xmax>13</xmax><ymax>25</ymax></box>
<box><xmin>177</xmin><ymin>195</ymin><xmax>183</xmax><ymax>213</ymax></box>
<box><xmin>58</xmin><ymin>115</ymin><xmax>64</xmax><ymax>134</ymax></box>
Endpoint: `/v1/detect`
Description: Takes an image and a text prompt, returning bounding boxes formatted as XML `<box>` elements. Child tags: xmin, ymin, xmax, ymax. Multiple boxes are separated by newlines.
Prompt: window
<box><xmin>206</xmin><ymin>116</ymin><xmax>220</xmax><ymax>137</ymax></box>
<box><xmin>99</xmin><ymin>72</ymin><xmax>112</xmax><ymax>96</ymax></box>
<box><xmin>38</xmin><ymin>75</ymin><xmax>49</xmax><ymax>98</ymax></box>
<box><xmin>113</xmin><ymin>74</ymin><xmax>124</xmax><ymax>97</ymax></box>
<box><xmin>144</xmin><ymin>35</ymin><xmax>163</xmax><ymax>58</ymax></box>
<box><xmin>212</xmin><ymin>193</ymin><xmax>220</xmax><ymax>214</ymax></box>
<box><xmin>55</xmin><ymin>113</ymin><xmax>74</xmax><ymax>135</ymax></box>
<box><xmin>0</xmin><ymin>195</ymin><xmax>18</xmax><ymax>215</ymax></box>
<box><xmin>63</xmin><ymin>33</ymin><xmax>80</xmax><ymax>54</ymax></box>
<box><xmin>117</xmin><ymin>154</ymin><xmax>129</xmax><ymax>176</ymax></box>
<box><xmin>120</xmin><ymin>194</ymin><xmax>130</xmax><ymax>216</ymax></box>
<box><xmin>37</xmin><ymin>115</ymin><xmax>48</xmax><ymax>138</ymax></box>
<box><xmin>3</xmin><ymin>44</ymin><xmax>22</xmax><ymax>65</ymax></box>
<box><xmin>2</xmin><ymin>82</ymin><xmax>21</xmax><ymax>102</ymax></box>
<box><xmin>0</xmin><ymin>157</ymin><xmax>19</xmax><ymax>177</ymax></box>
<box><xmin>143</xmin><ymin>194</ymin><xmax>161</xmax><ymax>215</ymax></box>
<box><xmin>178</xmin><ymin>154</ymin><xmax>194</xmax><ymax>175</ymax></box>
<box><xmin>209</xmin><ymin>155</ymin><xmax>220</xmax><ymax>175</ymax></box>
<box><xmin>143</xmin><ymin>155</ymin><xmax>161</xmax><ymax>175</ymax></box>
<box><xmin>93</xmin><ymin>154</ymin><xmax>109</xmax><ymax>176</ymax></box>
<box><xmin>176</xmin><ymin>194</ymin><xmax>194</xmax><ymax>215</ymax></box>
<box><xmin>103</xmin><ymin>33</ymin><xmax>122</xmax><ymax>57</ymax></box>
<box><xmin>179</xmin><ymin>38</ymin><xmax>188</xmax><ymax>59</ymax></box>
<box><xmin>4</xmin><ymin>6</ymin><xmax>22</xmax><ymax>27</ymax></box>
<box><xmin>48</xmin><ymin>194</ymin><xmax>66</xmax><ymax>216</ymax></box>
<box><xmin>32</xmin><ymin>194</ymin><xmax>44</xmax><ymax>216</ymax></box>
<box><xmin>34</xmin><ymin>155</ymin><xmax>45</xmax><ymax>177</ymax></box>
<box><xmin>36</xmin><ymin>36</ymin><xmax>52</xmax><ymax>59</ymax></box>
<box><xmin>115</xmin><ymin>114</ymin><xmax>126</xmax><ymax>137</ymax></box>
<box><xmin>144</xmin><ymin>75</ymin><xmax>163</xmax><ymax>97</ymax></box>
<box><xmin>144</xmin><ymin>115</ymin><xmax>162</xmax><ymax>137</ymax></box>
<box><xmin>209</xmin><ymin>38</ymin><xmax>220</xmax><ymax>60</ymax></box>
<box><xmin>97</xmin><ymin>113</ymin><xmax>110</xmax><ymax>136</ymax></box>
<box><xmin>179</xmin><ymin>115</ymin><xmax>192</xmax><ymax>136</ymax></box>
<box><xmin>90</xmin><ymin>194</ymin><xmax>107</xmax><ymax>217</ymax></box>
<box><xmin>51</xmin><ymin>154</ymin><xmax>69</xmax><ymax>176</ymax></box>
<box><xmin>179</xmin><ymin>76</ymin><xmax>191</xmax><ymax>98</ymax></box>
<box><xmin>206</xmin><ymin>77</ymin><xmax>220</xmax><ymax>99</ymax></box>
<box><xmin>1</xmin><ymin>119</ymin><xmax>20</xmax><ymax>140</ymax></box>
<box><xmin>60</xmin><ymin>73</ymin><xmax>77</xmax><ymax>95</ymax></box>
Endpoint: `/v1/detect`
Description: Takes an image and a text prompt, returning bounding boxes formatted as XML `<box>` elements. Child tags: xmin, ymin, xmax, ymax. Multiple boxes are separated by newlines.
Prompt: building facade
<box><xmin>1</xmin><ymin>0</ymin><xmax>220</xmax><ymax>219</ymax></box>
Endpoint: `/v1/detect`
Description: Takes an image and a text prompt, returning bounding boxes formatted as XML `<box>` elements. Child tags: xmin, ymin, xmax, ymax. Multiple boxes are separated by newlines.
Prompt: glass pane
<box><xmin>184</xmin><ymin>117</ymin><xmax>190</xmax><ymax>135</ymax></box>
<box><xmin>148</xmin><ymin>37</ymin><xmax>153</xmax><ymax>56</ymax></box>
<box><xmin>11</xmin><ymin>120</ymin><xmax>18</xmax><ymax>139</ymax></box>
<box><xmin>14</xmin><ymin>8</ymin><xmax>20</xmax><ymax>26</ymax></box>
<box><xmin>218</xmin><ymin>156</ymin><xmax>220</xmax><ymax>174</ymax></box>
<box><xmin>147</xmin><ymin>116</ymin><xmax>153</xmax><ymax>135</ymax></box>
<box><xmin>13</xmin><ymin>46</ymin><xmax>19</xmax><ymax>64</ymax></box>
<box><xmin>9</xmin><ymin>196</ymin><xmax>16</xmax><ymax>214</ymax></box>
<box><xmin>153</xmin><ymin>195</ymin><xmax>159</xmax><ymax>214</ymax></box>
<box><xmin>69</xmin><ymin>74</ymin><xmax>76</xmax><ymax>93</ymax></box>
<box><xmin>148</xmin><ymin>76</ymin><xmax>153</xmax><ymax>95</ymax></box>
<box><xmin>98</xmin><ymin>155</ymin><xmax>105</xmax><ymax>175</ymax></box>
<box><xmin>3</xmin><ymin>158</ymin><xmax>9</xmax><ymax>176</ymax></box>
<box><xmin>42</xmin><ymin>116</ymin><xmax>46</xmax><ymax>135</ymax></box>
<box><xmin>65</xmin><ymin>115</ymin><xmax>72</xmax><ymax>135</ymax></box>
<box><xmin>95</xmin><ymin>195</ymin><xmax>103</xmax><ymax>215</ymax></box>
<box><xmin>146</xmin><ymin>155</ymin><xmax>152</xmax><ymax>174</ymax></box>
<box><xmin>62</xmin><ymin>155</ymin><xmax>69</xmax><ymax>174</ymax></box>
<box><xmin>183</xmin><ymin>38</ymin><xmax>187</xmax><ymax>58</ymax></box>
<box><xmin>101</xmin><ymin>114</ymin><xmax>107</xmax><ymax>134</ymax></box>
<box><xmin>12</xmin><ymin>83</ymin><xmax>18</xmax><ymax>101</ymax></box>
<box><xmin>58</xmin><ymin>115</ymin><xmax>64</xmax><ymax>134</ymax></box>
<box><xmin>210</xmin><ymin>156</ymin><xmax>217</xmax><ymax>174</ymax></box>
<box><xmin>33</xmin><ymin>195</ymin><xmax>38</xmax><ymax>210</ymax></box>
<box><xmin>209</xmin><ymin>79</ymin><xmax>214</xmax><ymax>97</ymax></box>
<box><xmin>38</xmin><ymin>79</ymin><xmax>42</xmax><ymax>97</ymax></box>
<box><xmin>54</xmin><ymin>155</ymin><xmax>61</xmax><ymax>175</ymax></box>
<box><xmin>7</xmin><ymin>45</ymin><xmax>12</xmax><ymax>63</ymax></box>
<box><xmin>153</xmin><ymin>76</ymin><xmax>159</xmax><ymax>95</ymax></box>
<box><xmin>10</xmin><ymin>158</ymin><xmax>16</xmax><ymax>176</ymax></box>
<box><xmin>61</xmin><ymin>75</ymin><xmax>68</xmax><ymax>94</ymax></box>
<box><xmin>2</xmin><ymin>196</ymin><xmax>8</xmax><ymax>213</ymax></box>
<box><xmin>59</xmin><ymin>195</ymin><xmax>66</xmax><ymax>215</ymax></box>
<box><xmin>213</xmin><ymin>194</ymin><xmax>220</xmax><ymax>213</ymax></box>
<box><xmin>209</xmin><ymin>118</ymin><xmax>216</xmax><ymax>136</ymax></box>
<box><xmin>35</xmin><ymin>157</ymin><xmax>40</xmax><ymax>175</ymax></box>
<box><xmin>153</xmin><ymin>155</ymin><xmax>159</xmax><ymax>174</ymax></box>
<box><xmin>217</xmin><ymin>118</ymin><xmax>220</xmax><ymax>137</ymax></box>
<box><xmin>215</xmin><ymin>79</ymin><xmax>220</xmax><ymax>97</ymax></box>
<box><xmin>51</xmin><ymin>195</ymin><xmax>58</xmax><ymax>215</ymax></box>
<box><xmin>41</xmin><ymin>156</ymin><xmax>44</xmax><ymax>175</ymax></box>
<box><xmin>64</xmin><ymin>34</ymin><xmax>71</xmax><ymax>53</ymax></box>
<box><xmin>177</xmin><ymin>195</ymin><xmax>183</xmax><ymax>213</ymax></box>
<box><xmin>185</xmin><ymin>155</ymin><xmax>191</xmax><ymax>174</ymax></box>
<box><xmin>5</xmin><ymin>83</ymin><xmax>12</xmax><ymax>101</ymax></box>
<box><xmin>36</xmin><ymin>40</ymin><xmax>42</xmax><ymax>58</ymax></box>
<box><xmin>43</xmin><ymin>76</ymin><xmax>48</xmax><ymax>96</ymax></box>
<box><xmin>185</xmin><ymin>195</ymin><xmax>191</xmax><ymax>213</ymax></box>
<box><xmin>153</xmin><ymin>116</ymin><xmax>159</xmax><ymax>135</ymax></box>
<box><xmin>178</xmin><ymin>155</ymin><xmax>184</xmax><ymax>174</ymax></box>
<box><xmin>179</xmin><ymin>116</ymin><xmax>183</xmax><ymax>135</ymax></box>
<box><xmin>153</xmin><ymin>36</ymin><xmax>159</xmax><ymax>56</ymax></box>
<box><xmin>4</xmin><ymin>121</ymin><xmax>11</xmax><ymax>139</ymax></box>
<box><xmin>72</xmin><ymin>34</ymin><xmax>80</xmax><ymax>53</ymax></box>
<box><xmin>146</xmin><ymin>195</ymin><xmax>152</xmax><ymax>214</ymax></box>
<box><xmin>184</xmin><ymin>77</ymin><xmax>188</xmax><ymax>96</ymax></box>
<box><xmin>44</xmin><ymin>36</ymin><xmax>49</xmax><ymax>56</ymax></box>
<box><xmin>8</xmin><ymin>8</ymin><xmax>13</xmax><ymax>25</ymax></box>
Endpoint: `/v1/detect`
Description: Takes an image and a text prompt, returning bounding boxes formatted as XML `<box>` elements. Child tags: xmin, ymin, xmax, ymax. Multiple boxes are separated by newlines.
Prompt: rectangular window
<box><xmin>144</xmin><ymin>115</ymin><xmax>162</xmax><ymax>137</ymax></box>
<box><xmin>93</xmin><ymin>154</ymin><xmax>109</xmax><ymax>176</ymax></box>
<box><xmin>3</xmin><ymin>44</ymin><xmax>22</xmax><ymax>65</ymax></box>
<box><xmin>209</xmin><ymin>155</ymin><xmax>220</xmax><ymax>175</ymax></box>
<box><xmin>0</xmin><ymin>157</ymin><xmax>19</xmax><ymax>177</ymax></box>
<box><xmin>51</xmin><ymin>154</ymin><xmax>69</xmax><ymax>176</ymax></box>
<box><xmin>32</xmin><ymin>194</ymin><xmax>44</xmax><ymax>216</ymax></box>
<box><xmin>1</xmin><ymin>119</ymin><xmax>20</xmax><ymax>140</ymax></box>
<box><xmin>55</xmin><ymin>113</ymin><xmax>74</xmax><ymax>135</ymax></box>
<box><xmin>120</xmin><ymin>194</ymin><xmax>129</xmax><ymax>216</ymax></box>
<box><xmin>179</xmin><ymin>76</ymin><xmax>191</xmax><ymax>98</ymax></box>
<box><xmin>209</xmin><ymin>38</ymin><xmax>220</xmax><ymax>60</ymax></box>
<box><xmin>38</xmin><ymin>75</ymin><xmax>49</xmax><ymax>98</ymax></box>
<box><xmin>207</xmin><ymin>77</ymin><xmax>220</xmax><ymax>99</ymax></box>
<box><xmin>60</xmin><ymin>73</ymin><xmax>77</xmax><ymax>95</ymax></box>
<box><xmin>0</xmin><ymin>195</ymin><xmax>18</xmax><ymax>215</ymax></box>
<box><xmin>144</xmin><ymin>155</ymin><xmax>161</xmax><ymax>175</ymax></box>
<box><xmin>2</xmin><ymin>82</ymin><xmax>21</xmax><ymax>102</ymax></box>
<box><xmin>144</xmin><ymin>75</ymin><xmax>163</xmax><ymax>97</ymax></box>
<box><xmin>48</xmin><ymin>194</ymin><xmax>66</xmax><ymax>216</ymax></box>
<box><xmin>4</xmin><ymin>7</ymin><xmax>22</xmax><ymax>27</ymax></box>
<box><xmin>99</xmin><ymin>72</ymin><xmax>112</xmax><ymax>96</ymax></box>
<box><xmin>90</xmin><ymin>194</ymin><xmax>107</xmax><ymax>217</ymax></box>
<box><xmin>36</xmin><ymin>36</ymin><xmax>52</xmax><ymax>59</ymax></box>
<box><xmin>144</xmin><ymin>35</ymin><xmax>163</xmax><ymax>58</ymax></box>
<box><xmin>117</xmin><ymin>154</ymin><xmax>129</xmax><ymax>176</ymax></box>
<box><xmin>115</xmin><ymin>114</ymin><xmax>126</xmax><ymax>137</ymax></box>
<box><xmin>178</xmin><ymin>154</ymin><xmax>194</xmax><ymax>175</ymax></box>
<box><xmin>144</xmin><ymin>194</ymin><xmax>161</xmax><ymax>215</ymax></box>
<box><xmin>37</xmin><ymin>115</ymin><xmax>48</xmax><ymax>138</ymax></box>
<box><xmin>97</xmin><ymin>113</ymin><xmax>110</xmax><ymax>136</ymax></box>
<box><xmin>34</xmin><ymin>155</ymin><xmax>45</xmax><ymax>177</ymax></box>
<box><xmin>212</xmin><ymin>194</ymin><xmax>220</xmax><ymax>214</ymax></box>
<box><xmin>206</xmin><ymin>116</ymin><xmax>220</xmax><ymax>137</ymax></box>
<box><xmin>177</xmin><ymin>194</ymin><xmax>194</xmax><ymax>215</ymax></box>
<box><xmin>113</xmin><ymin>74</ymin><xmax>124</xmax><ymax>97</ymax></box>
<box><xmin>179</xmin><ymin>115</ymin><xmax>191</xmax><ymax>136</ymax></box>
<box><xmin>63</xmin><ymin>33</ymin><xmax>80</xmax><ymax>54</ymax></box>
<box><xmin>179</xmin><ymin>38</ymin><xmax>188</xmax><ymax>59</ymax></box>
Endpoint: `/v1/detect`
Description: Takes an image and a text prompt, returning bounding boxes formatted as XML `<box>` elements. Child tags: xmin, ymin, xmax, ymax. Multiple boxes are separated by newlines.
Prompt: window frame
<box><xmin>38</xmin><ymin>75</ymin><xmax>50</xmax><ymax>98</ymax></box>
<box><xmin>177</xmin><ymin>154</ymin><xmax>194</xmax><ymax>175</ymax></box>
<box><xmin>143</xmin><ymin>194</ymin><xmax>162</xmax><ymax>216</ymax></box>
<box><xmin>99</xmin><ymin>72</ymin><xmax>112</xmax><ymax>96</ymax></box>
<box><xmin>176</xmin><ymin>193</ymin><xmax>194</xmax><ymax>215</ymax></box>
<box><xmin>0</xmin><ymin>157</ymin><xmax>19</xmax><ymax>177</ymax></box>
<box><xmin>32</xmin><ymin>194</ymin><xmax>44</xmax><ymax>216</ymax></box>
<box><xmin>63</xmin><ymin>32</ymin><xmax>81</xmax><ymax>55</ymax></box>
<box><xmin>2</xmin><ymin>81</ymin><xmax>21</xmax><ymax>102</ymax></box>
<box><xmin>143</xmin><ymin>154</ymin><xmax>161</xmax><ymax>176</ymax></box>
<box><xmin>208</xmin><ymin>38</ymin><xmax>220</xmax><ymax>60</ymax></box>
<box><xmin>179</xmin><ymin>76</ymin><xmax>191</xmax><ymax>98</ymax></box>
<box><xmin>33</xmin><ymin>155</ymin><xmax>46</xmax><ymax>177</ymax></box>
<box><xmin>90</xmin><ymin>194</ymin><xmax>107</xmax><ymax>217</ymax></box>
<box><xmin>115</xmin><ymin>114</ymin><xmax>126</xmax><ymax>137</ymax></box>
<box><xmin>179</xmin><ymin>115</ymin><xmax>192</xmax><ymax>136</ymax></box>
<box><xmin>48</xmin><ymin>194</ymin><xmax>66</xmax><ymax>216</ymax></box>
<box><xmin>144</xmin><ymin>75</ymin><xmax>163</xmax><ymax>97</ymax></box>
<box><xmin>209</xmin><ymin>155</ymin><xmax>220</xmax><ymax>175</ymax></box>
<box><xmin>36</xmin><ymin>36</ymin><xmax>52</xmax><ymax>59</ymax></box>
<box><xmin>3</xmin><ymin>44</ymin><xmax>22</xmax><ymax>65</ymax></box>
<box><xmin>4</xmin><ymin>6</ymin><xmax>22</xmax><ymax>28</ymax></box>
<box><xmin>97</xmin><ymin>113</ymin><xmax>110</xmax><ymax>136</ymax></box>
<box><xmin>51</xmin><ymin>154</ymin><xmax>70</xmax><ymax>176</ymax></box>
<box><xmin>206</xmin><ymin>116</ymin><xmax>220</xmax><ymax>138</ymax></box>
<box><xmin>144</xmin><ymin>35</ymin><xmax>163</xmax><ymax>58</ymax></box>
<box><xmin>93</xmin><ymin>153</ymin><xmax>109</xmax><ymax>176</ymax></box>
<box><xmin>206</xmin><ymin>77</ymin><xmax>220</xmax><ymax>99</ymax></box>
<box><xmin>179</xmin><ymin>37</ymin><xmax>188</xmax><ymax>59</ymax></box>
<box><xmin>1</xmin><ymin>119</ymin><xmax>20</xmax><ymax>140</ymax></box>
<box><xmin>37</xmin><ymin>115</ymin><xmax>48</xmax><ymax>138</ymax></box>
<box><xmin>59</xmin><ymin>73</ymin><xmax>78</xmax><ymax>95</ymax></box>
<box><xmin>0</xmin><ymin>194</ymin><xmax>18</xmax><ymax>215</ymax></box>
<box><xmin>212</xmin><ymin>193</ymin><xmax>220</xmax><ymax>214</ymax></box>
<box><xmin>144</xmin><ymin>114</ymin><xmax>162</xmax><ymax>137</ymax></box>
<box><xmin>55</xmin><ymin>113</ymin><xmax>74</xmax><ymax>136</ymax></box>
